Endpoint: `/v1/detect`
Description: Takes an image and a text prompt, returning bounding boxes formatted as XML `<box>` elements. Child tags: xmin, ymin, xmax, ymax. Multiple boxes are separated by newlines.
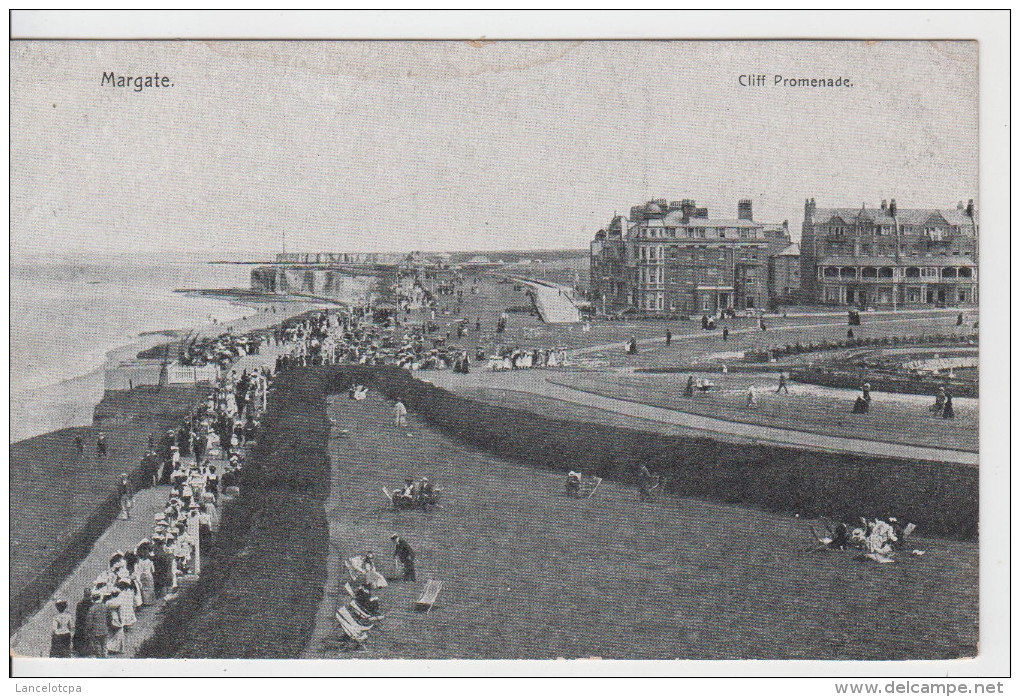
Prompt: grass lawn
<box><xmin>309</xmin><ymin>391</ymin><xmax>977</xmax><ymax>660</ymax></box>
<box><xmin>593</xmin><ymin>313</ymin><xmax>975</xmax><ymax>369</ymax></box>
<box><xmin>546</xmin><ymin>372</ymin><xmax>978</xmax><ymax>453</ymax></box>
<box><xmin>9</xmin><ymin>385</ymin><xmax>208</xmax><ymax>605</ymax></box>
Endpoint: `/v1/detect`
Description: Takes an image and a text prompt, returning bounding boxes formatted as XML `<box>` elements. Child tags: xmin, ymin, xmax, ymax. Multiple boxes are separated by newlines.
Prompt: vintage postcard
<box><xmin>7</xmin><ymin>10</ymin><xmax>1009</xmax><ymax>686</ymax></box>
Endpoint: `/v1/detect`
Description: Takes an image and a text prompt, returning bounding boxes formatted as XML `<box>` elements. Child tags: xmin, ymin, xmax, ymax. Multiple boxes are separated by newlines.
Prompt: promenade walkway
<box><xmin>514</xmin><ymin>278</ymin><xmax>582</xmax><ymax>324</ymax></box>
<box><xmin>422</xmin><ymin>370</ymin><xmax>978</xmax><ymax>466</ymax></box>
<box><xmin>11</xmin><ymin>485</ymin><xmax>175</xmax><ymax>658</ymax></box>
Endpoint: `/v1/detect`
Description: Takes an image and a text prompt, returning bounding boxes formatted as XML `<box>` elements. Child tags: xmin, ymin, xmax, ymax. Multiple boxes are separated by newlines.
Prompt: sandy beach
<box><xmin>10</xmin><ymin>293</ymin><xmax>328</xmax><ymax>443</ymax></box>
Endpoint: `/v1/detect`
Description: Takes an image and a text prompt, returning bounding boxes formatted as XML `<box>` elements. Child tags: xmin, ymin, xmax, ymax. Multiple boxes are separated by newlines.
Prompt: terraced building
<box><xmin>589</xmin><ymin>199</ymin><xmax>793</xmax><ymax>315</ymax></box>
<box><xmin>800</xmin><ymin>198</ymin><xmax>979</xmax><ymax>307</ymax></box>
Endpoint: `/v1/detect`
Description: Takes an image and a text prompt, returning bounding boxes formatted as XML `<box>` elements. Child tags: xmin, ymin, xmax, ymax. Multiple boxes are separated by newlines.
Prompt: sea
<box><xmin>10</xmin><ymin>254</ymin><xmax>260</xmax><ymax>443</ymax></box>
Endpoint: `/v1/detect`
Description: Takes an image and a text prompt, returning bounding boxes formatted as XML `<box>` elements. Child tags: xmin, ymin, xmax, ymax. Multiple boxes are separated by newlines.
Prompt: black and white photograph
<box><xmin>7</xmin><ymin>9</ymin><xmax>1010</xmax><ymax>688</ymax></box>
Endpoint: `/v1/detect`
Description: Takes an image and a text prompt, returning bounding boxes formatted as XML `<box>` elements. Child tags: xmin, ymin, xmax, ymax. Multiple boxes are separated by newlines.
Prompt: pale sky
<box><xmin>11</xmin><ymin>40</ymin><xmax>978</xmax><ymax>259</ymax></box>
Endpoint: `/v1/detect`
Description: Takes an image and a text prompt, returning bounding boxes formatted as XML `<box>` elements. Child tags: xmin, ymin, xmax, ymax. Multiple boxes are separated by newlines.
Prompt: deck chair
<box><xmin>344</xmin><ymin>557</ymin><xmax>361</xmax><ymax>583</ymax></box>
<box><xmin>336</xmin><ymin>605</ymin><xmax>372</xmax><ymax>645</ymax></box>
<box><xmin>347</xmin><ymin>598</ymin><xmax>384</xmax><ymax>622</ymax></box>
<box><xmin>583</xmin><ymin>477</ymin><xmax>603</xmax><ymax>499</ymax></box>
<box><xmin>345</xmin><ymin>555</ymin><xmax>389</xmax><ymax>589</ymax></box>
<box><xmin>415</xmin><ymin>579</ymin><xmax>443</xmax><ymax>613</ymax></box>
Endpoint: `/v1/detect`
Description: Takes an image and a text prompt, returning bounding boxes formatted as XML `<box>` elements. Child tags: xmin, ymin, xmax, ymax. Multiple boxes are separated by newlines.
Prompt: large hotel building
<box><xmin>589</xmin><ymin>198</ymin><xmax>794</xmax><ymax>315</ymax></box>
<box><xmin>800</xmin><ymin>198</ymin><xmax>978</xmax><ymax>307</ymax></box>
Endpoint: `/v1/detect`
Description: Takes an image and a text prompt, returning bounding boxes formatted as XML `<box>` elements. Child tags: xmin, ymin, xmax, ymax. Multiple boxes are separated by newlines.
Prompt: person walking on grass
<box><xmin>393</xmin><ymin>399</ymin><xmax>408</xmax><ymax>428</ymax></box>
<box><xmin>942</xmin><ymin>391</ymin><xmax>955</xmax><ymax>419</ymax></box>
<box><xmin>73</xmin><ymin>435</ymin><xmax>84</xmax><ymax>456</ymax></box>
<box><xmin>391</xmin><ymin>534</ymin><xmax>416</xmax><ymax>581</ymax></box>
<box><xmin>746</xmin><ymin>386</ymin><xmax>758</xmax><ymax>408</ymax></box>
<box><xmin>96</xmin><ymin>432</ymin><xmax>108</xmax><ymax>458</ymax></box>
<box><xmin>665</xmin><ymin>329</ymin><xmax>672</xmax><ymax>346</ymax></box>
<box><xmin>776</xmin><ymin>372</ymin><xmax>789</xmax><ymax>394</ymax></box>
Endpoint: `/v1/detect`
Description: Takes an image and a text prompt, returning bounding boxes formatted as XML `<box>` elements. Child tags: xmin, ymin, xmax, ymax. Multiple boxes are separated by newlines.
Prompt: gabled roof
<box><xmin>815</xmin><ymin>208</ymin><xmax>896</xmax><ymax>225</ymax></box>
<box><xmin>775</xmin><ymin>243</ymin><xmax>800</xmax><ymax>257</ymax></box>
<box><xmin>814</xmin><ymin>207</ymin><xmax>976</xmax><ymax>227</ymax></box>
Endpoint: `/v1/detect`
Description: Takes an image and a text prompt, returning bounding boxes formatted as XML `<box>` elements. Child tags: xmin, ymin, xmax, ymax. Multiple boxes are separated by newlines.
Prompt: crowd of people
<box><xmin>178</xmin><ymin>332</ymin><xmax>266</xmax><ymax>369</ymax></box>
<box><xmin>48</xmin><ymin>367</ymin><xmax>269</xmax><ymax>657</ymax></box>
<box><xmin>808</xmin><ymin>516</ymin><xmax>921</xmax><ymax>562</ymax></box>
<box><xmin>386</xmin><ymin>477</ymin><xmax>440</xmax><ymax>510</ymax></box>
<box><xmin>260</xmin><ymin>305</ymin><xmax>567</xmax><ymax>376</ymax></box>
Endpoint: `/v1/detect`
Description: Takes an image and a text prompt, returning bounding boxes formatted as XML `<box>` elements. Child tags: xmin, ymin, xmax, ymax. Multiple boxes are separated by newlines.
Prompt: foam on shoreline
<box><xmin>10</xmin><ymin>294</ymin><xmax>327</xmax><ymax>443</ymax></box>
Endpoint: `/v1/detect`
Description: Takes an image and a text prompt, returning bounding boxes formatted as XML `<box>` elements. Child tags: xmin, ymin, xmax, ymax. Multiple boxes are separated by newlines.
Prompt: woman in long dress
<box><xmin>114</xmin><ymin>579</ymin><xmax>137</xmax><ymax>629</ymax></box>
<box><xmin>134</xmin><ymin>544</ymin><xmax>156</xmax><ymax>606</ymax></box>
<box><xmin>942</xmin><ymin>392</ymin><xmax>955</xmax><ymax>419</ymax></box>
<box><xmin>105</xmin><ymin>589</ymin><xmax>125</xmax><ymax>655</ymax></box>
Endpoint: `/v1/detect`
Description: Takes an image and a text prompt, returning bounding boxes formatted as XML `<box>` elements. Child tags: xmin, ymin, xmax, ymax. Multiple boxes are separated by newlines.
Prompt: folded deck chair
<box><xmin>415</xmin><ymin>579</ymin><xmax>443</xmax><ymax>613</ymax></box>
<box><xmin>584</xmin><ymin>477</ymin><xmax>603</xmax><ymax>499</ymax></box>
<box><xmin>336</xmin><ymin>605</ymin><xmax>372</xmax><ymax>644</ymax></box>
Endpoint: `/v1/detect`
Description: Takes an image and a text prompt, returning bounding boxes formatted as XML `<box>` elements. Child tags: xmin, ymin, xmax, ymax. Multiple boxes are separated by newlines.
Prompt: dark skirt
<box><xmin>50</xmin><ymin>632</ymin><xmax>72</xmax><ymax>658</ymax></box>
<box><xmin>199</xmin><ymin>525</ymin><xmax>212</xmax><ymax>555</ymax></box>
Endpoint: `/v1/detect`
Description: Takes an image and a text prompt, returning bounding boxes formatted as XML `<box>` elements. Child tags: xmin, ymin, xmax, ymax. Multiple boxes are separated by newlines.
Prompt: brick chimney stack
<box><xmin>804</xmin><ymin>198</ymin><xmax>816</xmax><ymax>223</ymax></box>
<box><xmin>737</xmin><ymin>199</ymin><xmax>753</xmax><ymax>221</ymax></box>
<box><xmin>966</xmin><ymin>199</ymin><xmax>975</xmax><ymax>217</ymax></box>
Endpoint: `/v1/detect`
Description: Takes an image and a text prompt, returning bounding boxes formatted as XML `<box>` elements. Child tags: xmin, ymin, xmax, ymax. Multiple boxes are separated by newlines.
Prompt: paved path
<box><xmin>421</xmin><ymin>370</ymin><xmax>978</xmax><ymax>466</ymax></box>
<box><xmin>514</xmin><ymin>278</ymin><xmax>582</xmax><ymax>324</ymax></box>
<box><xmin>10</xmin><ymin>486</ymin><xmax>175</xmax><ymax>658</ymax></box>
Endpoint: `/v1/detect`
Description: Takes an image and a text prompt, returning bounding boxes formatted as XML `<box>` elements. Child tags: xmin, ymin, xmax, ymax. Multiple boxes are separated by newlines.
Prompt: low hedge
<box><xmin>137</xmin><ymin>369</ymin><xmax>333</xmax><ymax>658</ymax></box>
<box><xmin>789</xmin><ymin>368</ymin><xmax>978</xmax><ymax>399</ymax></box>
<box><xmin>325</xmin><ymin>365</ymin><xmax>978</xmax><ymax>540</ymax></box>
<box><xmin>744</xmin><ymin>333</ymin><xmax>977</xmax><ymax>362</ymax></box>
<box><xmin>139</xmin><ymin>361</ymin><xmax>978</xmax><ymax>657</ymax></box>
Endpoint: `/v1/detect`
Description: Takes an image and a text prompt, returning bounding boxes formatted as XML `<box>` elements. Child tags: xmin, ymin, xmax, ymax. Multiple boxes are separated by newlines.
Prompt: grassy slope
<box><xmin>9</xmin><ymin>385</ymin><xmax>209</xmax><ymax>603</ymax></box>
<box><xmin>545</xmin><ymin>372</ymin><xmax>978</xmax><ymax>453</ymax></box>
<box><xmin>315</xmin><ymin>391</ymin><xmax>977</xmax><ymax>660</ymax></box>
<box><xmin>594</xmin><ymin>314</ymin><xmax>975</xmax><ymax>368</ymax></box>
